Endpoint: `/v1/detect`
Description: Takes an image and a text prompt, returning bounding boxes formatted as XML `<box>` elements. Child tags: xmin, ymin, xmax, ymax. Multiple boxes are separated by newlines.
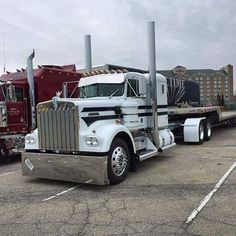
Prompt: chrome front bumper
<box><xmin>22</xmin><ymin>152</ymin><xmax>109</xmax><ymax>185</ymax></box>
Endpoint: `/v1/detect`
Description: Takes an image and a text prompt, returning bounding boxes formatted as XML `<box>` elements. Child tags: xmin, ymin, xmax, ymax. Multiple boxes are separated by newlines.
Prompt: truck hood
<box><xmin>53</xmin><ymin>97</ymin><xmax>124</xmax><ymax>112</ymax></box>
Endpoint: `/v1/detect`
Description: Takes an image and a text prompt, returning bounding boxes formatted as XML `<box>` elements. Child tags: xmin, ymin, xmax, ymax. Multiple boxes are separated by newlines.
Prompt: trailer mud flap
<box><xmin>22</xmin><ymin>152</ymin><xmax>109</xmax><ymax>185</ymax></box>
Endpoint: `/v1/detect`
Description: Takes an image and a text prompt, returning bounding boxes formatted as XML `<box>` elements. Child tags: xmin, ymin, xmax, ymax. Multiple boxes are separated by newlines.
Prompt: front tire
<box><xmin>108</xmin><ymin>138</ymin><xmax>130</xmax><ymax>185</ymax></box>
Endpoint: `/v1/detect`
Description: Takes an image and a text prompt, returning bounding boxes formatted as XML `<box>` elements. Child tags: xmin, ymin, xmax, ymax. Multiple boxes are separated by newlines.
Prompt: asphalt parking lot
<box><xmin>0</xmin><ymin>126</ymin><xmax>235</xmax><ymax>236</ymax></box>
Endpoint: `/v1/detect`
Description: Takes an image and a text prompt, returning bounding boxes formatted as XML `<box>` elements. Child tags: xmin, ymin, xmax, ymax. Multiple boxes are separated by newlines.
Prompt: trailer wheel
<box><xmin>198</xmin><ymin>121</ymin><xmax>205</xmax><ymax>144</ymax></box>
<box><xmin>204</xmin><ymin>119</ymin><xmax>212</xmax><ymax>141</ymax></box>
<box><xmin>108</xmin><ymin>138</ymin><xmax>130</xmax><ymax>185</ymax></box>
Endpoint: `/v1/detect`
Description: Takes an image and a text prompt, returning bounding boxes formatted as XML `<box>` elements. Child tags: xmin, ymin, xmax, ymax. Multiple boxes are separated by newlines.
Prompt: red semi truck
<box><xmin>0</xmin><ymin>51</ymin><xmax>82</xmax><ymax>158</ymax></box>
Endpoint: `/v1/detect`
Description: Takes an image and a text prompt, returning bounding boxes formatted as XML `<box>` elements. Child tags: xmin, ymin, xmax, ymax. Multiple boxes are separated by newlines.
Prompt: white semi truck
<box><xmin>21</xmin><ymin>22</ymin><xmax>236</xmax><ymax>185</ymax></box>
<box><xmin>22</xmin><ymin>70</ymin><xmax>236</xmax><ymax>185</ymax></box>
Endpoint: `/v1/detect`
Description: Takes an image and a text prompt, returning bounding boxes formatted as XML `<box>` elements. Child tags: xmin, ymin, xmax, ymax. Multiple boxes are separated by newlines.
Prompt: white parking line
<box><xmin>42</xmin><ymin>179</ymin><xmax>93</xmax><ymax>202</ymax></box>
<box><xmin>185</xmin><ymin>160</ymin><xmax>236</xmax><ymax>224</ymax></box>
<box><xmin>0</xmin><ymin>170</ymin><xmax>21</xmax><ymax>177</ymax></box>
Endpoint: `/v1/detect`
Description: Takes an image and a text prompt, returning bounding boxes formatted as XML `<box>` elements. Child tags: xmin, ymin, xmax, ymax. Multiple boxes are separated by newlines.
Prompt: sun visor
<box><xmin>79</xmin><ymin>73</ymin><xmax>125</xmax><ymax>87</ymax></box>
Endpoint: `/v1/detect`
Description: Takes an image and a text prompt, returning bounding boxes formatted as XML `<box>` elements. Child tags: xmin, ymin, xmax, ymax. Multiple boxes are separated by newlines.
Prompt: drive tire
<box><xmin>108</xmin><ymin>138</ymin><xmax>130</xmax><ymax>185</ymax></box>
<box><xmin>204</xmin><ymin>119</ymin><xmax>212</xmax><ymax>141</ymax></box>
<box><xmin>198</xmin><ymin>121</ymin><xmax>205</xmax><ymax>144</ymax></box>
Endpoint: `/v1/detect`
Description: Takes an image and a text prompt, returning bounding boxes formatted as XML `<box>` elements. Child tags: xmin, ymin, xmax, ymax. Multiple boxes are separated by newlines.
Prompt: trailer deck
<box><xmin>168</xmin><ymin>106</ymin><xmax>236</xmax><ymax>122</ymax></box>
<box><xmin>168</xmin><ymin>106</ymin><xmax>221</xmax><ymax>115</ymax></box>
<box><xmin>220</xmin><ymin>110</ymin><xmax>236</xmax><ymax>121</ymax></box>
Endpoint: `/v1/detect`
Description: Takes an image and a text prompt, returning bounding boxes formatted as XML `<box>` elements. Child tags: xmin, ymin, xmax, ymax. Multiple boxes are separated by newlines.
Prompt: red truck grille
<box><xmin>37</xmin><ymin>102</ymin><xmax>79</xmax><ymax>152</ymax></box>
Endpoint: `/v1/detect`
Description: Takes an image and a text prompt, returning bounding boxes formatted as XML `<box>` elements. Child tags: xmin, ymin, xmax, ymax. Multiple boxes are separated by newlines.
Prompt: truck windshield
<box><xmin>80</xmin><ymin>83</ymin><xmax>124</xmax><ymax>98</ymax></box>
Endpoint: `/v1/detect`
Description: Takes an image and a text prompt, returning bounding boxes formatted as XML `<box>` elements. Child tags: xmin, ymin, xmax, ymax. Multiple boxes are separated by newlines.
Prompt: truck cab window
<box><xmin>80</xmin><ymin>83</ymin><xmax>124</xmax><ymax>98</ymax></box>
<box><xmin>127</xmin><ymin>79</ymin><xmax>139</xmax><ymax>97</ymax></box>
<box><xmin>15</xmin><ymin>87</ymin><xmax>24</xmax><ymax>101</ymax></box>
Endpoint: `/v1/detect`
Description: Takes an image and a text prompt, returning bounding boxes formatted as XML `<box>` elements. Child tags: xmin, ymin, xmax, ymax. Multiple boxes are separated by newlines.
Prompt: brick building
<box><xmin>159</xmin><ymin>65</ymin><xmax>235</xmax><ymax>105</ymax></box>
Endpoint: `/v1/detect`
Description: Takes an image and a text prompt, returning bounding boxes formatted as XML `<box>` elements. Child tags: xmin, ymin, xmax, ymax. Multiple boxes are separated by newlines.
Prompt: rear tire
<box><xmin>204</xmin><ymin>119</ymin><xmax>212</xmax><ymax>141</ymax></box>
<box><xmin>108</xmin><ymin>138</ymin><xmax>130</xmax><ymax>185</ymax></box>
<box><xmin>198</xmin><ymin>121</ymin><xmax>205</xmax><ymax>144</ymax></box>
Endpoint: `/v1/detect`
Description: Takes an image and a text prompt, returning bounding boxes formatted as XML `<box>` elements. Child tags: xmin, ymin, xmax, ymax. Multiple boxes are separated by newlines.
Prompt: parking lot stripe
<box><xmin>42</xmin><ymin>179</ymin><xmax>93</xmax><ymax>202</ymax></box>
<box><xmin>185</xmin><ymin>160</ymin><xmax>236</xmax><ymax>225</ymax></box>
<box><xmin>0</xmin><ymin>170</ymin><xmax>21</xmax><ymax>177</ymax></box>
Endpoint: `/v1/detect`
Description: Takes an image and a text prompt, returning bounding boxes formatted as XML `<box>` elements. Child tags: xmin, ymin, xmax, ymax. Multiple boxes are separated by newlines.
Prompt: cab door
<box><xmin>6</xmin><ymin>86</ymin><xmax>28</xmax><ymax>133</ymax></box>
<box><xmin>122</xmin><ymin>74</ymin><xmax>147</xmax><ymax>130</ymax></box>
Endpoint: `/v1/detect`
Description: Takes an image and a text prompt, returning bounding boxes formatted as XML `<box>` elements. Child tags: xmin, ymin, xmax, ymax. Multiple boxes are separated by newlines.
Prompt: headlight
<box><xmin>85</xmin><ymin>136</ymin><xmax>99</xmax><ymax>146</ymax></box>
<box><xmin>25</xmin><ymin>135</ymin><xmax>36</xmax><ymax>144</ymax></box>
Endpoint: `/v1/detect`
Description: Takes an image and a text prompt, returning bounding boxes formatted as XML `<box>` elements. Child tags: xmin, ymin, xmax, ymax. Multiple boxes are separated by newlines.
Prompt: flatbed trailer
<box><xmin>168</xmin><ymin>106</ymin><xmax>236</xmax><ymax>142</ymax></box>
<box><xmin>169</xmin><ymin>106</ymin><xmax>236</xmax><ymax>124</ymax></box>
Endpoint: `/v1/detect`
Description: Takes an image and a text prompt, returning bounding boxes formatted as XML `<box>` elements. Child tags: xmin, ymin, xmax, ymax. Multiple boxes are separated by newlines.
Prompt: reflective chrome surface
<box><xmin>111</xmin><ymin>146</ymin><xmax>128</xmax><ymax>176</ymax></box>
<box><xmin>22</xmin><ymin>152</ymin><xmax>109</xmax><ymax>185</ymax></box>
<box><xmin>37</xmin><ymin>101</ymin><xmax>79</xmax><ymax>152</ymax></box>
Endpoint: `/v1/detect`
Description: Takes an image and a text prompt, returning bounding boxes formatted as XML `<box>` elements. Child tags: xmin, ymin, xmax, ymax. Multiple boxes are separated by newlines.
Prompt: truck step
<box><xmin>139</xmin><ymin>149</ymin><xmax>158</xmax><ymax>162</ymax></box>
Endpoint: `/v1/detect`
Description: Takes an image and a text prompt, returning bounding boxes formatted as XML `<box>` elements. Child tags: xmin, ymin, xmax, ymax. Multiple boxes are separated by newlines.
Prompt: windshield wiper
<box><xmin>109</xmin><ymin>88</ymin><xmax>120</xmax><ymax>99</ymax></box>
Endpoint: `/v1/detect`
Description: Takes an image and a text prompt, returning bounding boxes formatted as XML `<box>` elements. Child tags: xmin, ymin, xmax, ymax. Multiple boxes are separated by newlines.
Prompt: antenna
<box><xmin>3</xmin><ymin>32</ymin><xmax>6</xmax><ymax>74</ymax></box>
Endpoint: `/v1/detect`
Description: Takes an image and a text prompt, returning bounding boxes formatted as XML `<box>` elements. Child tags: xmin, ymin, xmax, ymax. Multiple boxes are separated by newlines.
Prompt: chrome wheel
<box><xmin>111</xmin><ymin>146</ymin><xmax>128</xmax><ymax>176</ymax></box>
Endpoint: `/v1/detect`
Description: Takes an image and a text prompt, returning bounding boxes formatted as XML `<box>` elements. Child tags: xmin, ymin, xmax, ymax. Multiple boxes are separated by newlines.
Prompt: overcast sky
<box><xmin>0</xmin><ymin>0</ymin><xmax>235</xmax><ymax>89</ymax></box>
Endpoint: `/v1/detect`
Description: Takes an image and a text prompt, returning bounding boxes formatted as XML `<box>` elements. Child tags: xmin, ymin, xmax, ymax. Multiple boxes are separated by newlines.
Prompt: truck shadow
<box><xmin>0</xmin><ymin>154</ymin><xmax>21</xmax><ymax>165</ymax></box>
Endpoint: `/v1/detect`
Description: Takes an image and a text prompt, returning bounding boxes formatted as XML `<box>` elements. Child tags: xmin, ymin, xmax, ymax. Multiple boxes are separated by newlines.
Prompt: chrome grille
<box><xmin>37</xmin><ymin>102</ymin><xmax>79</xmax><ymax>151</ymax></box>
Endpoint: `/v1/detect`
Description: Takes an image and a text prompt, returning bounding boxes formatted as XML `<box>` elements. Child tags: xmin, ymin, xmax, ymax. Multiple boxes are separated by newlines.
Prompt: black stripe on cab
<box><xmin>138</xmin><ymin>105</ymin><xmax>152</xmax><ymax>109</ymax></box>
<box><xmin>138</xmin><ymin>112</ymin><xmax>152</xmax><ymax>117</ymax></box>
<box><xmin>157</xmin><ymin>112</ymin><xmax>168</xmax><ymax>116</ymax></box>
<box><xmin>82</xmin><ymin>107</ymin><xmax>115</xmax><ymax>112</ymax></box>
<box><xmin>157</xmin><ymin>105</ymin><xmax>168</xmax><ymax>109</ymax></box>
<box><xmin>81</xmin><ymin>115</ymin><xmax>121</xmax><ymax>126</ymax></box>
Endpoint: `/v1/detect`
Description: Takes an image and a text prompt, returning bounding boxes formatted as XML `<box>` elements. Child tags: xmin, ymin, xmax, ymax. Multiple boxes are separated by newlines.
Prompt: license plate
<box><xmin>25</xmin><ymin>158</ymin><xmax>34</xmax><ymax>171</ymax></box>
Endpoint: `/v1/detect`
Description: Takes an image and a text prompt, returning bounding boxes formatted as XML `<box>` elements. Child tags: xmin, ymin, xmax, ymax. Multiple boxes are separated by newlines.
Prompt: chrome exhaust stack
<box><xmin>147</xmin><ymin>21</ymin><xmax>159</xmax><ymax>147</ymax></box>
<box><xmin>26</xmin><ymin>50</ymin><xmax>36</xmax><ymax>129</ymax></box>
<box><xmin>84</xmin><ymin>34</ymin><xmax>92</xmax><ymax>73</ymax></box>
